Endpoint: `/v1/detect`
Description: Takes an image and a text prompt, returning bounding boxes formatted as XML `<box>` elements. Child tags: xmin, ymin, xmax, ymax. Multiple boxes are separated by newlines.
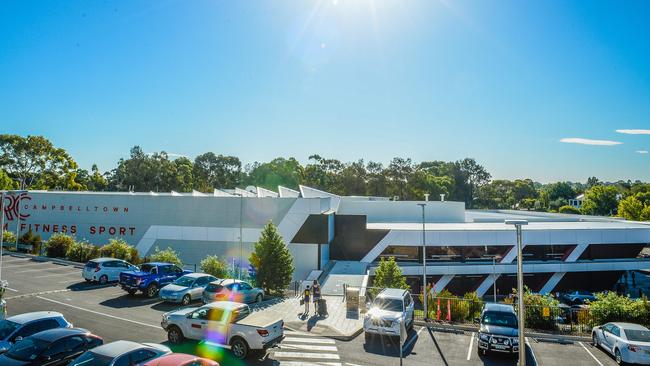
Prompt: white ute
<box><xmin>364</xmin><ymin>288</ymin><xmax>414</xmax><ymax>343</ymax></box>
<box><xmin>161</xmin><ymin>300</ymin><xmax>283</xmax><ymax>359</ymax></box>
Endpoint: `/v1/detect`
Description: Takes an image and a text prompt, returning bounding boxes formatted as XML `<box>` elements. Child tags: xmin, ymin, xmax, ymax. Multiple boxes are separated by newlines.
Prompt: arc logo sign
<box><xmin>2</xmin><ymin>192</ymin><xmax>31</xmax><ymax>221</ymax></box>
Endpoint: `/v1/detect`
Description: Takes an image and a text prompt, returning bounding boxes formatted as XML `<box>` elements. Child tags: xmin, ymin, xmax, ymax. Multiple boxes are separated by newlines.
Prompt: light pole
<box><xmin>506</xmin><ymin>219</ymin><xmax>528</xmax><ymax>366</ymax></box>
<box><xmin>417</xmin><ymin>203</ymin><xmax>427</xmax><ymax>320</ymax></box>
<box><xmin>0</xmin><ymin>191</ymin><xmax>5</xmax><ymax>282</ymax></box>
<box><xmin>239</xmin><ymin>193</ymin><xmax>243</xmax><ymax>280</ymax></box>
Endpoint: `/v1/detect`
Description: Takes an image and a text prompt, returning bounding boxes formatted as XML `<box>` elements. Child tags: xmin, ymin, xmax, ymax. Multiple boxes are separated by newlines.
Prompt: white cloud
<box><xmin>636</xmin><ymin>150</ymin><xmax>649</xmax><ymax>154</ymax></box>
<box><xmin>559</xmin><ymin>138</ymin><xmax>622</xmax><ymax>146</ymax></box>
<box><xmin>616</xmin><ymin>129</ymin><xmax>650</xmax><ymax>135</ymax></box>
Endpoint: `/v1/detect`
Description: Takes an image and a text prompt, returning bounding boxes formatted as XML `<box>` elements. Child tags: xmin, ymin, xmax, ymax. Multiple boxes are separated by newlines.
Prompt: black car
<box><xmin>0</xmin><ymin>328</ymin><xmax>103</xmax><ymax>366</ymax></box>
<box><xmin>477</xmin><ymin>303</ymin><xmax>520</xmax><ymax>356</ymax></box>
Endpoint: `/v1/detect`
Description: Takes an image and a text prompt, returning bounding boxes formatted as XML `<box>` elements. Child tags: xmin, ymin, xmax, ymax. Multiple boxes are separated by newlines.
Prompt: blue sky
<box><xmin>1</xmin><ymin>0</ymin><xmax>649</xmax><ymax>183</ymax></box>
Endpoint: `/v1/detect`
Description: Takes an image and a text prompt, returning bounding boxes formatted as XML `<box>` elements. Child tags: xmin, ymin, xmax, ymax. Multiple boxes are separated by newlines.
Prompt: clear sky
<box><xmin>1</xmin><ymin>0</ymin><xmax>649</xmax><ymax>183</ymax></box>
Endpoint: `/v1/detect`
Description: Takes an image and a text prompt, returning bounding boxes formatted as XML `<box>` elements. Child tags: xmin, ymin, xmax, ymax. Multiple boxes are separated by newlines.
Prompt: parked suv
<box><xmin>202</xmin><ymin>279</ymin><xmax>264</xmax><ymax>304</ymax></box>
<box><xmin>477</xmin><ymin>303</ymin><xmax>519</xmax><ymax>356</ymax></box>
<box><xmin>0</xmin><ymin>312</ymin><xmax>73</xmax><ymax>354</ymax></box>
<box><xmin>119</xmin><ymin>262</ymin><xmax>190</xmax><ymax>298</ymax></box>
<box><xmin>363</xmin><ymin>288</ymin><xmax>414</xmax><ymax>343</ymax></box>
<box><xmin>82</xmin><ymin>258</ymin><xmax>137</xmax><ymax>285</ymax></box>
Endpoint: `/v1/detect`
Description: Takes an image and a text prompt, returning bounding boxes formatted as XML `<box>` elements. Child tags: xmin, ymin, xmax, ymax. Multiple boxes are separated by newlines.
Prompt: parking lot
<box><xmin>1</xmin><ymin>254</ymin><xmax>624</xmax><ymax>366</ymax></box>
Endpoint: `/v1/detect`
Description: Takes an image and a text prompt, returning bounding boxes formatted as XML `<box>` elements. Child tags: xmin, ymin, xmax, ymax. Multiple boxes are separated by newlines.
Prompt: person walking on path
<box><xmin>312</xmin><ymin>280</ymin><xmax>321</xmax><ymax>315</ymax></box>
<box><xmin>303</xmin><ymin>285</ymin><xmax>311</xmax><ymax>315</ymax></box>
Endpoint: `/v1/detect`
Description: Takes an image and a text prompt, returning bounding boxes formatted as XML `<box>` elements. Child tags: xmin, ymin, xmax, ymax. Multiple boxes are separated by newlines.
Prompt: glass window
<box><xmin>66</xmin><ymin>336</ymin><xmax>86</xmax><ymax>352</ymax></box>
<box><xmin>241</xmin><ymin>283</ymin><xmax>252</xmax><ymax>291</ymax></box>
<box><xmin>0</xmin><ymin>320</ymin><xmax>19</xmax><ymax>339</ymax></box>
<box><xmin>173</xmin><ymin>276</ymin><xmax>195</xmax><ymax>287</ymax></box>
<box><xmin>130</xmin><ymin>349</ymin><xmax>157</xmax><ymax>364</ymax></box>
<box><xmin>140</xmin><ymin>264</ymin><xmax>154</xmax><ymax>273</ymax></box>
<box><xmin>43</xmin><ymin>338</ymin><xmax>67</xmax><ymax>357</ymax></box>
<box><xmin>195</xmin><ymin>277</ymin><xmax>210</xmax><ymax>286</ymax></box>
<box><xmin>611</xmin><ymin>325</ymin><xmax>621</xmax><ymax>337</ymax></box>
<box><xmin>102</xmin><ymin>261</ymin><xmax>114</xmax><ymax>268</ymax></box>
<box><xmin>481</xmin><ymin>311</ymin><xmax>518</xmax><ymax>328</ymax></box>
<box><xmin>207</xmin><ymin>309</ymin><xmax>226</xmax><ymax>322</ymax></box>
<box><xmin>191</xmin><ymin>308</ymin><xmax>210</xmax><ymax>320</ymax></box>
<box><xmin>6</xmin><ymin>337</ymin><xmax>49</xmax><ymax>361</ymax></box>
<box><xmin>625</xmin><ymin>329</ymin><xmax>650</xmax><ymax>342</ymax></box>
<box><xmin>68</xmin><ymin>351</ymin><xmax>113</xmax><ymax>366</ymax></box>
<box><xmin>372</xmin><ymin>298</ymin><xmax>403</xmax><ymax>312</ymax></box>
<box><xmin>113</xmin><ymin>355</ymin><xmax>129</xmax><ymax>366</ymax></box>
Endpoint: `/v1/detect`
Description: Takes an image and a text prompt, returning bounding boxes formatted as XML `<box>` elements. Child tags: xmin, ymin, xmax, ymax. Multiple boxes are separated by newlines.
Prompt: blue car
<box><xmin>119</xmin><ymin>263</ymin><xmax>191</xmax><ymax>298</ymax></box>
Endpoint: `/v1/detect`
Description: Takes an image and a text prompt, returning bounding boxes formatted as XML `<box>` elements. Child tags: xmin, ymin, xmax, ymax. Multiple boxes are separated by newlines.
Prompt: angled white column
<box><xmin>540</xmin><ymin>272</ymin><xmax>566</xmax><ymax>294</ymax></box>
<box><xmin>433</xmin><ymin>274</ymin><xmax>455</xmax><ymax>293</ymax></box>
<box><xmin>500</xmin><ymin>245</ymin><xmax>520</xmax><ymax>263</ymax></box>
<box><xmin>565</xmin><ymin>243</ymin><xmax>588</xmax><ymax>262</ymax></box>
<box><xmin>476</xmin><ymin>274</ymin><xmax>500</xmax><ymax>297</ymax></box>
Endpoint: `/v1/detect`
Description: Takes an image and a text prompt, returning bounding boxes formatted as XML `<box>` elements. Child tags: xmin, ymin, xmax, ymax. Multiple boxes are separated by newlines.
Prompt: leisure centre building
<box><xmin>3</xmin><ymin>186</ymin><xmax>650</xmax><ymax>296</ymax></box>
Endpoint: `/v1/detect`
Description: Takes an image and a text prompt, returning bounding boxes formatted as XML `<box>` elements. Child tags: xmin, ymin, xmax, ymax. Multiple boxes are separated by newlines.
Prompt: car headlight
<box><xmin>512</xmin><ymin>338</ymin><xmax>519</xmax><ymax>345</ymax></box>
<box><xmin>479</xmin><ymin>333</ymin><xmax>490</xmax><ymax>341</ymax></box>
<box><xmin>504</xmin><ymin>339</ymin><xmax>510</xmax><ymax>346</ymax></box>
<box><xmin>491</xmin><ymin>338</ymin><xmax>498</xmax><ymax>344</ymax></box>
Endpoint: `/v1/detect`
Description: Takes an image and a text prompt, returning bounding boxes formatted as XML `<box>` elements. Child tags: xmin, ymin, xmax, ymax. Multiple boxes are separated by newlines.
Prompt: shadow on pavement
<box><xmin>98</xmin><ymin>294</ymin><xmax>164</xmax><ymax>309</ymax></box>
<box><xmin>66</xmin><ymin>281</ymin><xmax>117</xmax><ymax>291</ymax></box>
<box><xmin>362</xmin><ymin>328</ymin><xmax>419</xmax><ymax>357</ymax></box>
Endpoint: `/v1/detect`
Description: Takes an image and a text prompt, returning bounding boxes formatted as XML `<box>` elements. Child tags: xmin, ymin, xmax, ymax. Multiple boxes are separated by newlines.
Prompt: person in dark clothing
<box><xmin>303</xmin><ymin>285</ymin><xmax>311</xmax><ymax>315</ymax></box>
<box><xmin>312</xmin><ymin>280</ymin><xmax>321</xmax><ymax>314</ymax></box>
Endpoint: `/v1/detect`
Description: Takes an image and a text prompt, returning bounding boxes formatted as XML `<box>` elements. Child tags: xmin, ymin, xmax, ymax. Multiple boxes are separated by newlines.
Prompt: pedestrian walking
<box><xmin>312</xmin><ymin>280</ymin><xmax>321</xmax><ymax>315</ymax></box>
<box><xmin>303</xmin><ymin>285</ymin><xmax>311</xmax><ymax>315</ymax></box>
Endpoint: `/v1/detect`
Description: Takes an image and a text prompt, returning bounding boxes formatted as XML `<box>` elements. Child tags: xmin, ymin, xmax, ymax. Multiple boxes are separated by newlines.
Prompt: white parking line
<box><xmin>525</xmin><ymin>337</ymin><xmax>539</xmax><ymax>366</ymax></box>
<box><xmin>6</xmin><ymin>287</ymin><xmax>18</xmax><ymax>292</ymax></box>
<box><xmin>2</xmin><ymin>262</ymin><xmax>57</xmax><ymax>270</ymax></box>
<box><xmin>467</xmin><ymin>332</ymin><xmax>475</xmax><ymax>360</ymax></box>
<box><xmin>34</xmin><ymin>271</ymin><xmax>80</xmax><ymax>278</ymax></box>
<box><xmin>273</xmin><ymin>351</ymin><xmax>340</xmax><ymax>360</ymax></box>
<box><xmin>279</xmin><ymin>362</ymin><xmax>341</xmax><ymax>366</ymax></box>
<box><xmin>36</xmin><ymin>296</ymin><xmax>160</xmax><ymax>329</ymax></box>
<box><xmin>579</xmin><ymin>341</ymin><xmax>604</xmax><ymax>366</ymax></box>
<box><xmin>402</xmin><ymin>325</ymin><xmax>425</xmax><ymax>350</ymax></box>
<box><xmin>280</xmin><ymin>344</ymin><xmax>338</xmax><ymax>352</ymax></box>
<box><xmin>283</xmin><ymin>337</ymin><xmax>336</xmax><ymax>344</ymax></box>
<box><xmin>16</xmin><ymin>266</ymin><xmax>76</xmax><ymax>274</ymax></box>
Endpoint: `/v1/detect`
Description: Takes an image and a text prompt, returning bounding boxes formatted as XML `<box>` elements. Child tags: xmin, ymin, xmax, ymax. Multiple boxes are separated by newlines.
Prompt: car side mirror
<box><xmin>14</xmin><ymin>336</ymin><xmax>23</xmax><ymax>342</ymax></box>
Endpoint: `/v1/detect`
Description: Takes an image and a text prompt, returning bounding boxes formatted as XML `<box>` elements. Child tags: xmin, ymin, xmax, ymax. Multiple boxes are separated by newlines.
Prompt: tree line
<box><xmin>1</xmin><ymin>134</ymin><xmax>649</xmax><ymax>220</ymax></box>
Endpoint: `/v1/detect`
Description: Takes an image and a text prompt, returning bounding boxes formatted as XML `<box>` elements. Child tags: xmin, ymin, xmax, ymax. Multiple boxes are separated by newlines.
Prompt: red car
<box><xmin>142</xmin><ymin>353</ymin><xmax>219</xmax><ymax>366</ymax></box>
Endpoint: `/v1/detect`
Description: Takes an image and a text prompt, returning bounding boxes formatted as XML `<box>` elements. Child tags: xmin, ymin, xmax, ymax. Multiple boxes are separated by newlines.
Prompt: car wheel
<box><xmin>146</xmin><ymin>283</ymin><xmax>159</xmax><ymax>298</ymax></box>
<box><xmin>181</xmin><ymin>294</ymin><xmax>191</xmax><ymax>306</ymax></box>
<box><xmin>615</xmin><ymin>348</ymin><xmax>625</xmax><ymax>365</ymax></box>
<box><xmin>167</xmin><ymin>326</ymin><xmax>184</xmax><ymax>344</ymax></box>
<box><xmin>84</xmin><ymin>279</ymin><xmax>91</xmax><ymax>283</ymax></box>
<box><xmin>592</xmin><ymin>333</ymin><xmax>599</xmax><ymax>348</ymax></box>
<box><xmin>98</xmin><ymin>275</ymin><xmax>108</xmax><ymax>285</ymax></box>
<box><xmin>256</xmin><ymin>294</ymin><xmax>263</xmax><ymax>303</ymax></box>
<box><xmin>127</xmin><ymin>289</ymin><xmax>137</xmax><ymax>296</ymax></box>
<box><xmin>231</xmin><ymin>337</ymin><xmax>249</xmax><ymax>359</ymax></box>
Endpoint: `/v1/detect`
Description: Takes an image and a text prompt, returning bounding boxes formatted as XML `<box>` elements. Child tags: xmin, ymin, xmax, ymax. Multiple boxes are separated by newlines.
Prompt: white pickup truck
<box><xmin>161</xmin><ymin>300</ymin><xmax>284</xmax><ymax>359</ymax></box>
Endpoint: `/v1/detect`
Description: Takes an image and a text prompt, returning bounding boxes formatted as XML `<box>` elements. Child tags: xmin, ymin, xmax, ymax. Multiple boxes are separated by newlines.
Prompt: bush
<box><xmin>66</xmin><ymin>241</ymin><xmax>101</xmax><ymax>263</ymax></box>
<box><xmin>100</xmin><ymin>238</ymin><xmax>140</xmax><ymax>264</ymax></box>
<box><xmin>46</xmin><ymin>233</ymin><xmax>75</xmax><ymax>258</ymax></box>
<box><xmin>559</xmin><ymin>205</ymin><xmax>581</xmax><ymax>214</ymax></box>
<box><xmin>2</xmin><ymin>230</ymin><xmax>16</xmax><ymax>244</ymax></box>
<box><xmin>19</xmin><ymin>230</ymin><xmax>43</xmax><ymax>255</ymax></box>
<box><xmin>511</xmin><ymin>287</ymin><xmax>560</xmax><ymax>330</ymax></box>
<box><xmin>149</xmin><ymin>247</ymin><xmax>182</xmax><ymax>266</ymax></box>
<box><xmin>589</xmin><ymin>292</ymin><xmax>650</xmax><ymax>326</ymax></box>
<box><xmin>200</xmin><ymin>255</ymin><xmax>228</xmax><ymax>278</ymax></box>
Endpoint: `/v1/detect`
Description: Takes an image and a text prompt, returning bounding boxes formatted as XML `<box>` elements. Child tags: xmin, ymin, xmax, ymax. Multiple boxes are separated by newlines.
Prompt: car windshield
<box><xmin>373</xmin><ymin>297</ymin><xmax>403</xmax><ymax>312</ymax></box>
<box><xmin>0</xmin><ymin>320</ymin><xmax>19</xmax><ymax>339</ymax></box>
<box><xmin>140</xmin><ymin>264</ymin><xmax>154</xmax><ymax>273</ymax></box>
<box><xmin>6</xmin><ymin>337</ymin><xmax>50</xmax><ymax>361</ymax></box>
<box><xmin>482</xmin><ymin>311</ymin><xmax>518</xmax><ymax>328</ymax></box>
<box><xmin>625</xmin><ymin>329</ymin><xmax>650</xmax><ymax>342</ymax></box>
<box><xmin>205</xmin><ymin>283</ymin><xmax>223</xmax><ymax>292</ymax></box>
<box><xmin>68</xmin><ymin>351</ymin><xmax>114</xmax><ymax>366</ymax></box>
<box><xmin>577</xmin><ymin>291</ymin><xmax>592</xmax><ymax>296</ymax></box>
<box><xmin>173</xmin><ymin>276</ymin><xmax>195</xmax><ymax>287</ymax></box>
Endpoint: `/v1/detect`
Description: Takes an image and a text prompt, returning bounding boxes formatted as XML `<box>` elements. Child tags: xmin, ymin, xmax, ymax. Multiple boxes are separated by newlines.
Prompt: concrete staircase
<box><xmin>320</xmin><ymin>261</ymin><xmax>368</xmax><ymax>296</ymax></box>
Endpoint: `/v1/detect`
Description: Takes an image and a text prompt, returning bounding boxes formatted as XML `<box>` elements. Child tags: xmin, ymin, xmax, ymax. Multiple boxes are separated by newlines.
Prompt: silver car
<box><xmin>159</xmin><ymin>273</ymin><xmax>217</xmax><ymax>305</ymax></box>
<box><xmin>202</xmin><ymin>279</ymin><xmax>264</xmax><ymax>304</ymax></box>
<box><xmin>592</xmin><ymin>322</ymin><xmax>650</xmax><ymax>365</ymax></box>
<box><xmin>69</xmin><ymin>340</ymin><xmax>170</xmax><ymax>366</ymax></box>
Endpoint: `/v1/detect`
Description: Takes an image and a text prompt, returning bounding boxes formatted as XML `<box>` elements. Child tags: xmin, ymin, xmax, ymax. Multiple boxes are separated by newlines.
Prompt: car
<box><xmin>161</xmin><ymin>301</ymin><xmax>283</xmax><ymax>359</ymax></box>
<box><xmin>0</xmin><ymin>312</ymin><xmax>73</xmax><ymax>354</ymax></box>
<box><xmin>202</xmin><ymin>279</ymin><xmax>264</xmax><ymax>304</ymax></box>
<box><xmin>159</xmin><ymin>273</ymin><xmax>217</xmax><ymax>305</ymax></box>
<box><xmin>363</xmin><ymin>288</ymin><xmax>414</xmax><ymax>343</ymax></box>
<box><xmin>477</xmin><ymin>303</ymin><xmax>519</xmax><ymax>356</ymax></box>
<box><xmin>119</xmin><ymin>262</ymin><xmax>191</xmax><ymax>298</ymax></box>
<box><xmin>142</xmin><ymin>353</ymin><xmax>219</xmax><ymax>366</ymax></box>
<box><xmin>0</xmin><ymin>328</ymin><xmax>103</xmax><ymax>366</ymax></box>
<box><xmin>83</xmin><ymin>258</ymin><xmax>138</xmax><ymax>285</ymax></box>
<box><xmin>561</xmin><ymin>290</ymin><xmax>596</xmax><ymax>305</ymax></box>
<box><xmin>592</xmin><ymin>322</ymin><xmax>650</xmax><ymax>365</ymax></box>
<box><xmin>69</xmin><ymin>340</ymin><xmax>171</xmax><ymax>366</ymax></box>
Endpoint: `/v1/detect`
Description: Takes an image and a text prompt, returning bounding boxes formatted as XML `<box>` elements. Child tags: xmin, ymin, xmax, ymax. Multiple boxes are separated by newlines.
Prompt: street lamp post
<box><xmin>506</xmin><ymin>219</ymin><xmax>528</xmax><ymax>366</ymax></box>
<box><xmin>239</xmin><ymin>194</ymin><xmax>243</xmax><ymax>280</ymax></box>
<box><xmin>492</xmin><ymin>256</ymin><xmax>497</xmax><ymax>302</ymax></box>
<box><xmin>417</xmin><ymin>203</ymin><xmax>427</xmax><ymax>320</ymax></box>
<box><xmin>0</xmin><ymin>191</ymin><xmax>5</xmax><ymax>282</ymax></box>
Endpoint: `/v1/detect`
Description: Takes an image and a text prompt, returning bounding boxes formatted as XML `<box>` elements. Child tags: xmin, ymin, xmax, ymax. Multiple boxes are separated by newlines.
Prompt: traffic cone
<box><xmin>446</xmin><ymin>299</ymin><xmax>451</xmax><ymax>321</ymax></box>
<box><xmin>436</xmin><ymin>298</ymin><xmax>441</xmax><ymax>321</ymax></box>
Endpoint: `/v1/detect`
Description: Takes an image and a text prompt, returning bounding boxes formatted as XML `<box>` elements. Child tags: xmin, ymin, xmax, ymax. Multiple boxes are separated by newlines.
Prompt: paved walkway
<box><xmin>251</xmin><ymin>295</ymin><xmax>363</xmax><ymax>339</ymax></box>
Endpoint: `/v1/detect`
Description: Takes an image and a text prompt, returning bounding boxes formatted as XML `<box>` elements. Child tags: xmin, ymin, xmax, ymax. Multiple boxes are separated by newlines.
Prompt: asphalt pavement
<box><xmin>0</xmin><ymin>253</ymin><xmax>625</xmax><ymax>366</ymax></box>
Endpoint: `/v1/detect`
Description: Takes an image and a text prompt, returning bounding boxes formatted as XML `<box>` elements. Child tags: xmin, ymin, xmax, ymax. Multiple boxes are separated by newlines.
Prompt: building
<box><xmin>2</xmin><ymin>187</ymin><xmax>650</xmax><ymax>296</ymax></box>
<box><xmin>568</xmin><ymin>194</ymin><xmax>584</xmax><ymax>209</ymax></box>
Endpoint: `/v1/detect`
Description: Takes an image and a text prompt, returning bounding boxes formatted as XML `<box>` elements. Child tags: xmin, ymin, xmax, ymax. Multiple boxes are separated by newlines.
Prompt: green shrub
<box><xmin>66</xmin><ymin>241</ymin><xmax>101</xmax><ymax>263</ymax></box>
<box><xmin>19</xmin><ymin>230</ymin><xmax>43</xmax><ymax>255</ymax></box>
<box><xmin>100</xmin><ymin>238</ymin><xmax>140</xmax><ymax>264</ymax></box>
<box><xmin>512</xmin><ymin>287</ymin><xmax>560</xmax><ymax>330</ymax></box>
<box><xmin>149</xmin><ymin>247</ymin><xmax>182</xmax><ymax>266</ymax></box>
<box><xmin>559</xmin><ymin>205</ymin><xmax>581</xmax><ymax>214</ymax></box>
<box><xmin>46</xmin><ymin>233</ymin><xmax>75</xmax><ymax>258</ymax></box>
<box><xmin>2</xmin><ymin>230</ymin><xmax>16</xmax><ymax>244</ymax></box>
<box><xmin>200</xmin><ymin>255</ymin><xmax>228</xmax><ymax>278</ymax></box>
<box><xmin>589</xmin><ymin>292</ymin><xmax>650</xmax><ymax>326</ymax></box>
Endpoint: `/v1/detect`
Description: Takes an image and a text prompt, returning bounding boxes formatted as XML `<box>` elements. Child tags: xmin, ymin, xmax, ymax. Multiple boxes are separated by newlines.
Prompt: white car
<box><xmin>0</xmin><ymin>311</ymin><xmax>72</xmax><ymax>353</ymax></box>
<box><xmin>592</xmin><ymin>322</ymin><xmax>650</xmax><ymax>365</ymax></box>
<box><xmin>69</xmin><ymin>340</ymin><xmax>171</xmax><ymax>366</ymax></box>
<box><xmin>161</xmin><ymin>301</ymin><xmax>283</xmax><ymax>359</ymax></box>
<box><xmin>82</xmin><ymin>258</ymin><xmax>137</xmax><ymax>284</ymax></box>
<box><xmin>363</xmin><ymin>288</ymin><xmax>414</xmax><ymax>342</ymax></box>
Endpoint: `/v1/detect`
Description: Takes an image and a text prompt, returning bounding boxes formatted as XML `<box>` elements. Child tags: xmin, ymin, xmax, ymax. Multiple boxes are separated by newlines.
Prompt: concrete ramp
<box><xmin>320</xmin><ymin>261</ymin><xmax>368</xmax><ymax>296</ymax></box>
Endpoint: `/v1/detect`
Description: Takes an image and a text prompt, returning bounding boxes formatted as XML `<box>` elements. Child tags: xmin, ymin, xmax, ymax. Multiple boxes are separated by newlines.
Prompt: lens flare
<box><xmin>193</xmin><ymin>306</ymin><xmax>244</xmax><ymax>365</ymax></box>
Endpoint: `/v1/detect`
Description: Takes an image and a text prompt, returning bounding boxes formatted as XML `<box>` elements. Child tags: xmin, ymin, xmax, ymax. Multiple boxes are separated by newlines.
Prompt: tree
<box><xmin>618</xmin><ymin>196</ymin><xmax>645</xmax><ymax>221</ymax></box>
<box><xmin>586</xmin><ymin>176</ymin><xmax>600</xmax><ymax>188</ymax></box>
<box><xmin>581</xmin><ymin>185</ymin><xmax>619</xmax><ymax>216</ymax></box>
<box><xmin>149</xmin><ymin>247</ymin><xmax>182</xmax><ymax>266</ymax></box>
<box><xmin>372</xmin><ymin>257</ymin><xmax>408</xmax><ymax>293</ymax></box>
<box><xmin>193</xmin><ymin>153</ymin><xmax>241</xmax><ymax>191</ymax></box>
<box><xmin>249</xmin><ymin>221</ymin><xmax>294</xmax><ymax>295</ymax></box>
<box><xmin>0</xmin><ymin>169</ymin><xmax>17</xmax><ymax>190</ymax></box>
<box><xmin>109</xmin><ymin>147</ymin><xmax>193</xmax><ymax>192</ymax></box>
<box><xmin>365</xmin><ymin>161</ymin><xmax>388</xmax><ymax>197</ymax></box>
<box><xmin>0</xmin><ymin>134</ymin><xmax>80</xmax><ymax>190</ymax></box>
<box><xmin>200</xmin><ymin>255</ymin><xmax>229</xmax><ymax>278</ymax></box>
<box><xmin>559</xmin><ymin>205</ymin><xmax>581</xmax><ymax>214</ymax></box>
<box><xmin>451</xmin><ymin>158</ymin><xmax>491</xmax><ymax>208</ymax></box>
<box><xmin>385</xmin><ymin>157</ymin><xmax>413</xmax><ymax>200</ymax></box>
<box><xmin>244</xmin><ymin>157</ymin><xmax>303</xmax><ymax>190</ymax></box>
